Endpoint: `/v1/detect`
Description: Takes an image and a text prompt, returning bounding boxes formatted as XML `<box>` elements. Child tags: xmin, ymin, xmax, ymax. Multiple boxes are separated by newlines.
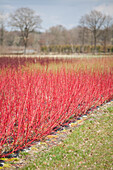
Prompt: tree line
<box><xmin>0</xmin><ymin>8</ymin><xmax>113</xmax><ymax>54</ymax></box>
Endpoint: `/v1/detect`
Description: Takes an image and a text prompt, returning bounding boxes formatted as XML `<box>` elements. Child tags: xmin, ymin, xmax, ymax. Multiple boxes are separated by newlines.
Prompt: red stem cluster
<box><xmin>0</xmin><ymin>68</ymin><xmax>113</xmax><ymax>157</ymax></box>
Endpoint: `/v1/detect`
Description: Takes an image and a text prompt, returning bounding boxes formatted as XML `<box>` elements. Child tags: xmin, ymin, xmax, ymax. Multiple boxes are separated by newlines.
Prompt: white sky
<box><xmin>0</xmin><ymin>0</ymin><xmax>113</xmax><ymax>31</ymax></box>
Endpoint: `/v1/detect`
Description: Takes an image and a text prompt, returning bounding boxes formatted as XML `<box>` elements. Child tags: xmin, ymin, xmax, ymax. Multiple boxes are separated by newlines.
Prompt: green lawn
<box><xmin>20</xmin><ymin>106</ymin><xmax>113</xmax><ymax>170</ymax></box>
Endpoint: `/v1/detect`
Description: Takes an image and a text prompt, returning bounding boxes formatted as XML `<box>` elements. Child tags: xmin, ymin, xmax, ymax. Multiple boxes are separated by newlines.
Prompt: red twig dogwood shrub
<box><xmin>0</xmin><ymin>67</ymin><xmax>113</xmax><ymax>157</ymax></box>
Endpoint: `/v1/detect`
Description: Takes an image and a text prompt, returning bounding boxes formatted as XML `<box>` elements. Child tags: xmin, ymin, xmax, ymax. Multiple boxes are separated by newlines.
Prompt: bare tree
<box><xmin>9</xmin><ymin>7</ymin><xmax>42</xmax><ymax>53</ymax></box>
<box><xmin>47</xmin><ymin>25</ymin><xmax>67</xmax><ymax>45</ymax></box>
<box><xmin>100</xmin><ymin>15</ymin><xmax>113</xmax><ymax>52</ymax></box>
<box><xmin>79</xmin><ymin>16</ymin><xmax>91</xmax><ymax>52</ymax></box>
<box><xmin>81</xmin><ymin>10</ymin><xmax>106</xmax><ymax>53</ymax></box>
<box><xmin>0</xmin><ymin>12</ymin><xmax>6</xmax><ymax>46</ymax></box>
<box><xmin>111</xmin><ymin>25</ymin><xmax>113</xmax><ymax>45</ymax></box>
<box><xmin>67</xmin><ymin>27</ymin><xmax>80</xmax><ymax>45</ymax></box>
<box><xmin>79</xmin><ymin>16</ymin><xmax>86</xmax><ymax>51</ymax></box>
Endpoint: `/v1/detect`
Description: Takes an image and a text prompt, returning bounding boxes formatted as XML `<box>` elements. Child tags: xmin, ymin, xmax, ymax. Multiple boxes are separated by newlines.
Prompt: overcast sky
<box><xmin>0</xmin><ymin>0</ymin><xmax>113</xmax><ymax>31</ymax></box>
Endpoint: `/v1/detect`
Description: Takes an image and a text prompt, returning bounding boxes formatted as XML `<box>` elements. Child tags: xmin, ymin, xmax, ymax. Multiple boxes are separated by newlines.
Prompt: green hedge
<box><xmin>40</xmin><ymin>45</ymin><xmax>113</xmax><ymax>54</ymax></box>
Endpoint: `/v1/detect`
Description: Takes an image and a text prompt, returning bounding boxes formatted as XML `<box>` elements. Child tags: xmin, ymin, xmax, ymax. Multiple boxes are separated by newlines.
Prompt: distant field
<box><xmin>0</xmin><ymin>54</ymin><xmax>113</xmax><ymax>58</ymax></box>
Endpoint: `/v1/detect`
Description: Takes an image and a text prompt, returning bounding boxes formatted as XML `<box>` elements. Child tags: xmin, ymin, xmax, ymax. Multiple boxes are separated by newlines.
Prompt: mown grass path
<box><xmin>3</xmin><ymin>101</ymin><xmax>112</xmax><ymax>170</ymax></box>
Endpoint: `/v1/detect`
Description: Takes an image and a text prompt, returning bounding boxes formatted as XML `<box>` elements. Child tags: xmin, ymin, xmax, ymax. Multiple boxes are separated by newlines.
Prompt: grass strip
<box><xmin>20</xmin><ymin>106</ymin><xmax>113</xmax><ymax>170</ymax></box>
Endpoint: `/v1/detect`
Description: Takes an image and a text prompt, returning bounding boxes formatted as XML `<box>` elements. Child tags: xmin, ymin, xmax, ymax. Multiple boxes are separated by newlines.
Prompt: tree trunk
<box><xmin>24</xmin><ymin>39</ymin><xmax>27</xmax><ymax>54</ymax></box>
<box><xmin>93</xmin><ymin>30</ymin><xmax>97</xmax><ymax>54</ymax></box>
<box><xmin>24</xmin><ymin>45</ymin><xmax>26</xmax><ymax>54</ymax></box>
<box><xmin>24</xmin><ymin>27</ymin><xmax>29</xmax><ymax>54</ymax></box>
<box><xmin>24</xmin><ymin>36</ymin><xmax>28</xmax><ymax>54</ymax></box>
<box><xmin>104</xmin><ymin>38</ymin><xmax>107</xmax><ymax>53</ymax></box>
<box><xmin>81</xmin><ymin>28</ymin><xmax>85</xmax><ymax>53</ymax></box>
<box><xmin>0</xmin><ymin>25</ymin><xmax>4</xmax><ymax>46</ymax></box>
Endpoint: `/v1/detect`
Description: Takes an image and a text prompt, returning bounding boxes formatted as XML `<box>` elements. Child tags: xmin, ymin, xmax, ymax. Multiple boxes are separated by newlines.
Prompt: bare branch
<box><xmin>9</xmin><ymin>7</ymin><xmax>42</xmax><ymax>53</ymax></box>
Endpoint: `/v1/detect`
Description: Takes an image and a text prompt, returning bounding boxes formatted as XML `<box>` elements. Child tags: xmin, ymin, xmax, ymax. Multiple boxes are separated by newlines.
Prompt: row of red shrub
<box><xmin>0</xmin><ymin>56</ymin><xmax>78</xmax><ymax>69</ymax></box>
<box><xmin>0</xmin><ymin>68</ymin><xmax>113</xmax><ymax>157</ymax></box>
